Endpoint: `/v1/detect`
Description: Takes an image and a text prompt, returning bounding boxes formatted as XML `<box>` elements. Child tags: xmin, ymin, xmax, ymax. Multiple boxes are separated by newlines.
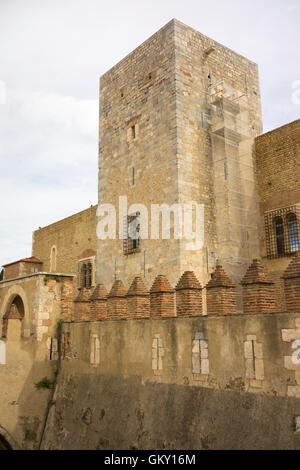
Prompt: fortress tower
<box><xmin>97</xmin><ymin>19</ymin><xmax>263</xmax><ymax>310</ymax></box>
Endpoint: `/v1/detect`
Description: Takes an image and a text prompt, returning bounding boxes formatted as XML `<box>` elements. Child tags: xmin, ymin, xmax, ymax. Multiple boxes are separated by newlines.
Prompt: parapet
<box><xmin>241</xmin><ymin>259</ymin><xmax>276</xmax><ymax>315</ymax></box>
<box><xmin>282</xmin><ymin>252</ymin><xmax>300</xmax><ymax>313</ymax></box>
<box><xmin>71</xmin><ymin>257</ymin><xmax>300</xmax><ymax>322</ymax></box>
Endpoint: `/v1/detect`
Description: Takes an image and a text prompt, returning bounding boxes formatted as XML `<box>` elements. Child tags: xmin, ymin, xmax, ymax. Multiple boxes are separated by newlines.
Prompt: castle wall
<box><xmin>256</xmin><ymin>119</ymin><xmax>300</xmax><ymax>311</ymax></box>
<box><xmin>41</xmin><ymin>312</ymin><xmax>300</xmax><ymax>450</ymax></box>
<box><xmin>32</xmin><ymin>205</ymin><xmax>97</xmax><ymax>293</ymax></box>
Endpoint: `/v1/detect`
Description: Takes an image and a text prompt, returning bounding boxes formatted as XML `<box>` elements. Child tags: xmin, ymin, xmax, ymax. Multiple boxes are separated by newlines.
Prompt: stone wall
<box><xmin>41</xmin><ymin>310</ymin><xmax>300</xmax><ymax>450</ymax></box>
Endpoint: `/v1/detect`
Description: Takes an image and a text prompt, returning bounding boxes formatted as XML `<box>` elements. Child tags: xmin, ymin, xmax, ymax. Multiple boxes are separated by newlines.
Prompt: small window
<box><xmin>131</xmin><ymin>125</ymin><xmax>136</xmax><ymax>140</ymax></box>
<box><xmin>123</xmin><ymin>213</ymin><xmax>140</xmax><ymax>255</ymax></box>
<box><xmin>50</xmin><ymin>246</ymin><xmax>57</xmax><ymax>272</ymax></box>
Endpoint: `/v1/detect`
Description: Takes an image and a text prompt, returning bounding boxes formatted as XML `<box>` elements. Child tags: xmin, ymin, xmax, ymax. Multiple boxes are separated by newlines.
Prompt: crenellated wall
<box><xmin>67</xmin><ymin>255</ymin><xmax>300</xmax><ymax>399</ymax></box>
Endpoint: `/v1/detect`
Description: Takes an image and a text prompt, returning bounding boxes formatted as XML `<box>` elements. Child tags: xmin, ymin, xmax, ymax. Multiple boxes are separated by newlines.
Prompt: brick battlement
<box><xmin>282</xmin><ymin>252</ymin><xmax>300</xmax><ymax>313</ymax></box>
<box><xmin>72</xmin><ymin>257</ymin><xmax>300</xmax><ymax>322</ymax></box>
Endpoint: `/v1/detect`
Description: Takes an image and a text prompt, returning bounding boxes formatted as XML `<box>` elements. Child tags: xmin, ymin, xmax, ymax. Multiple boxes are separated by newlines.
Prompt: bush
<box><xmin>35</xmin><ymin>377</ymin><xmax>54</xmax><ymax>390</ymax></box>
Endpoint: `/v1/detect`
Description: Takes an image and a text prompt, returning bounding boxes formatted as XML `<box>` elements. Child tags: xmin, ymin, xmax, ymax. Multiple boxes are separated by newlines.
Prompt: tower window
<box><xmin>131</xmin><ymin>125</ymin><xmax>136</xmax><ymax>140</ymax></box>
<box><xmin>123</xmin><ymin>213</ymin><xmax>140</xmax><ymax>255</ymax></box>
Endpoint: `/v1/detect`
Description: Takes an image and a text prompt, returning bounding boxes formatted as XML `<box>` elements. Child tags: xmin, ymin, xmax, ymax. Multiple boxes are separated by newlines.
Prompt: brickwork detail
<box><xmin>61</xmin><ymin>278</ymin><xmax>74</xmax><ymax>321</ymax></box>
<box><xmin>90</xmin><ymin>284</ymin><xmax>108</xmax><ymax>321</ymax></box>
<box><xmin>107</xmin><ymin>280</ymin><xmax>127</xmax><ymax>319</ymax></box>
<box><xmin>175</xmin><ymin>272</ymin><xmax>202</xmax><ymax>317</ymax></box>
<box><xmin>74</xmin><ymin>288</ymin><xmax>92</xmax><ymax>323</ymax></box>
<box><xmin>241</xmin><ymin>259</ymin><xmax>276</xmax><ymax>314</ymax></box>
<box><xmin>150</xmin><ymin>275</ymin><xmax>175</xmax><ymax>318</ymax></box>
<box><xmin>282</xmin><ymin>252</ymin><xmax>300</xmax><ymax>313</ymax></box>
<box><xmin>206</xmin><ymin>264</ymin><xmax>237</xmax><ymax>316</ymax></box>
<box><xmin>126</xmin><ymin>277</ymin><xmax>150</xmax><ymax>318</ymax></box>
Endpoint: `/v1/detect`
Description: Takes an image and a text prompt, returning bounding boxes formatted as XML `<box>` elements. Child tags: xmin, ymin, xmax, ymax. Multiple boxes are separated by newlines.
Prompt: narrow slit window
<box><xmin>131</xmin><ymin>125</ymin><xmax>136</xmax><ymax>140</ymax></box>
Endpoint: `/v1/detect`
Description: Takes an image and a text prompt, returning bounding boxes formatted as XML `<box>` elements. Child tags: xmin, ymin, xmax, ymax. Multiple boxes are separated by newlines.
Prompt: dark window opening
<box><xmin>275</xmin><ymin>217</ymin><xmax>285</xmax><ymax>256</ymax></box>
<box><xmin>123</xmin><ymin>213</ymin><xmax>140</xmax><ymax>255</ymax></box>
<box><xmin>80</xmin><ymin>261</ymin><xmax>93</xmax><ymax>289</ymax></box>
<box><xmin>0</xmin><ymin>434</ymin><xmax>12</xmax><ymax>450</ymax></box>
<box><xmin>131</xmin><ymin>125</ymin><xmax>136</xmax><ymax>140</ymax></box>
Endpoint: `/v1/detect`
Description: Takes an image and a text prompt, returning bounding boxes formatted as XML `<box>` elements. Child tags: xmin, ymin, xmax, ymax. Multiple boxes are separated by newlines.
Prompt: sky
<box><xmin>0</xmin><ymin>0</ymin><xmax>299</xmax><ymax>267</ymax></box>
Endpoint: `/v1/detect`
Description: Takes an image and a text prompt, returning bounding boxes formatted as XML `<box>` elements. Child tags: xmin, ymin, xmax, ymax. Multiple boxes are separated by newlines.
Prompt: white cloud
<box><xmin>0</xmin><ymin>0</ymin><xmax>299</xmax><ymax>267</ymax></box>
<box><xmin>10</xmin><ymin>89</ymin><xmax>98</xmax><ymax>138</ymax></box>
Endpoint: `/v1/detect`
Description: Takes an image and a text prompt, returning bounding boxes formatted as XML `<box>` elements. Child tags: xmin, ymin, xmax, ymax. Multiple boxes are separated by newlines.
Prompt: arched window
<box><xmin>274</xmin><ymin>216</ymin><xmax>285</xmax><ymax>256</ymax></box>
<box><xmin>287</xmin><ymin>213</ymin><xmax>299</xmax><ymax>253</ymax></box>
<box><xmin>50</xmin><ymin>246</ymin><xmax>57</xmax><ymax>272</ymax></box>
<box><xmin>78</xmin><ymin>258</ymin><xmax>94</xmax><ymax>289</ymax></box>
<box><xmin>0</xmin><ymin>434</ymin><xmax>13</xmax><ymax>450</ymax></box>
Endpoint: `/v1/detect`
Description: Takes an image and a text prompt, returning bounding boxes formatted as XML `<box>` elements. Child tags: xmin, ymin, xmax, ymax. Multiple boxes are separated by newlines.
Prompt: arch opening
<box><xmin>0</xmin><ymin>434</ymin><xmax>13</xmax><ymax>450</ymax></box>
<box><xmin>2</xmin><ymin>294</ymin><xmax>25</xmax><ymax>339</ymax></box>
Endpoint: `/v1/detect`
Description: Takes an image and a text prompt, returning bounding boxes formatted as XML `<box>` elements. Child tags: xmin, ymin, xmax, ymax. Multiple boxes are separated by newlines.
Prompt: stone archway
<box><xmin>2</xmin><ymin>295</ymin><xmax>25</xmax><ymax>339</ymax></box>
<box><xmin>0</xmin><ymin>286</ymin><xmax>29</xmax><ymax>338</ymax></box>
<box><xmin>0</xmin><ymin>433</ymin><xmax>13</xmax><ymax>450</ymax></box>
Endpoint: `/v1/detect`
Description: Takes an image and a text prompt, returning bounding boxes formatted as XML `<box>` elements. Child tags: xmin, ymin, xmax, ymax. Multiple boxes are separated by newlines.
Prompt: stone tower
<box><xmin>97</xmin><ymin>19</ymin><xmax>262</xmax><ymax>310</ymax></box>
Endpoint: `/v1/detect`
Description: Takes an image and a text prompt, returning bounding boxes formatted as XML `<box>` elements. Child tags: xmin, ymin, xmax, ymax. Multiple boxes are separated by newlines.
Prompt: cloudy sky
<box><xmin>0</xmin><ymin>0</ymin><xmax>299</xmax><ymax>267</ymax></box>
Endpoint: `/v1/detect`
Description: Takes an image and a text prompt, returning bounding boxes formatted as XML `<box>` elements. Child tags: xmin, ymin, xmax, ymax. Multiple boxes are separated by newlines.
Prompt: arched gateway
<box><xmin>0</xmin><ymin>434</ymin><xmax>13</xmax><ymax>450</ymax></box>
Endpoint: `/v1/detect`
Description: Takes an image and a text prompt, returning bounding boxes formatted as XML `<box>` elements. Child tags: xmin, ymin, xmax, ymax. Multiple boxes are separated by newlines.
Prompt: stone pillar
<box><xmin>73</xmin><ymin>288</ymin><xmax>91</xmax><ymax>322</ymax></box>
<box><xmin>241</xmin><ymin>259</ymin><xmax>276</xmax><ymax>314</ymax></box>
<box><xmin>90</xmin><ymin>284</ymin><xmax>108</xmax><ymax>321</ymax></box>
<box><xmin>282</xmin><ymin>252</ymin><xmax>300</xmax><ymax>313</ymax></box>
<box><xmin>150</xmin><ymin>275</ymin><xmax>175</xmax><ymax>318</ymax></box>
<box><xmin>126</xmin><ymin>277</ymin><xmax>150</xmax><ymax>319</ymax></box>
<box><xmin>206</xmin><ymin>264</ymin><xmax>237</xmax><ymax>316</ymax></box>
<box><xmin>107</xmin><ymin>280</ymin><xmax>127</xmax><ymax>319</ymax></box>
<box><xmin>175</xmin><ymin>271</ymin><xmax>202</xmax><ymax>317</ymax></box>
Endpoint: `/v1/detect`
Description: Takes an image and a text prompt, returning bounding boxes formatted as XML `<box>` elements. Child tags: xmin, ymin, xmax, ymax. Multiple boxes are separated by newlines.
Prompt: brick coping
<box><xmin>64</xmin><ymin>310</ymin><xmax>300</xmax><ymax>325</ymax></box>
